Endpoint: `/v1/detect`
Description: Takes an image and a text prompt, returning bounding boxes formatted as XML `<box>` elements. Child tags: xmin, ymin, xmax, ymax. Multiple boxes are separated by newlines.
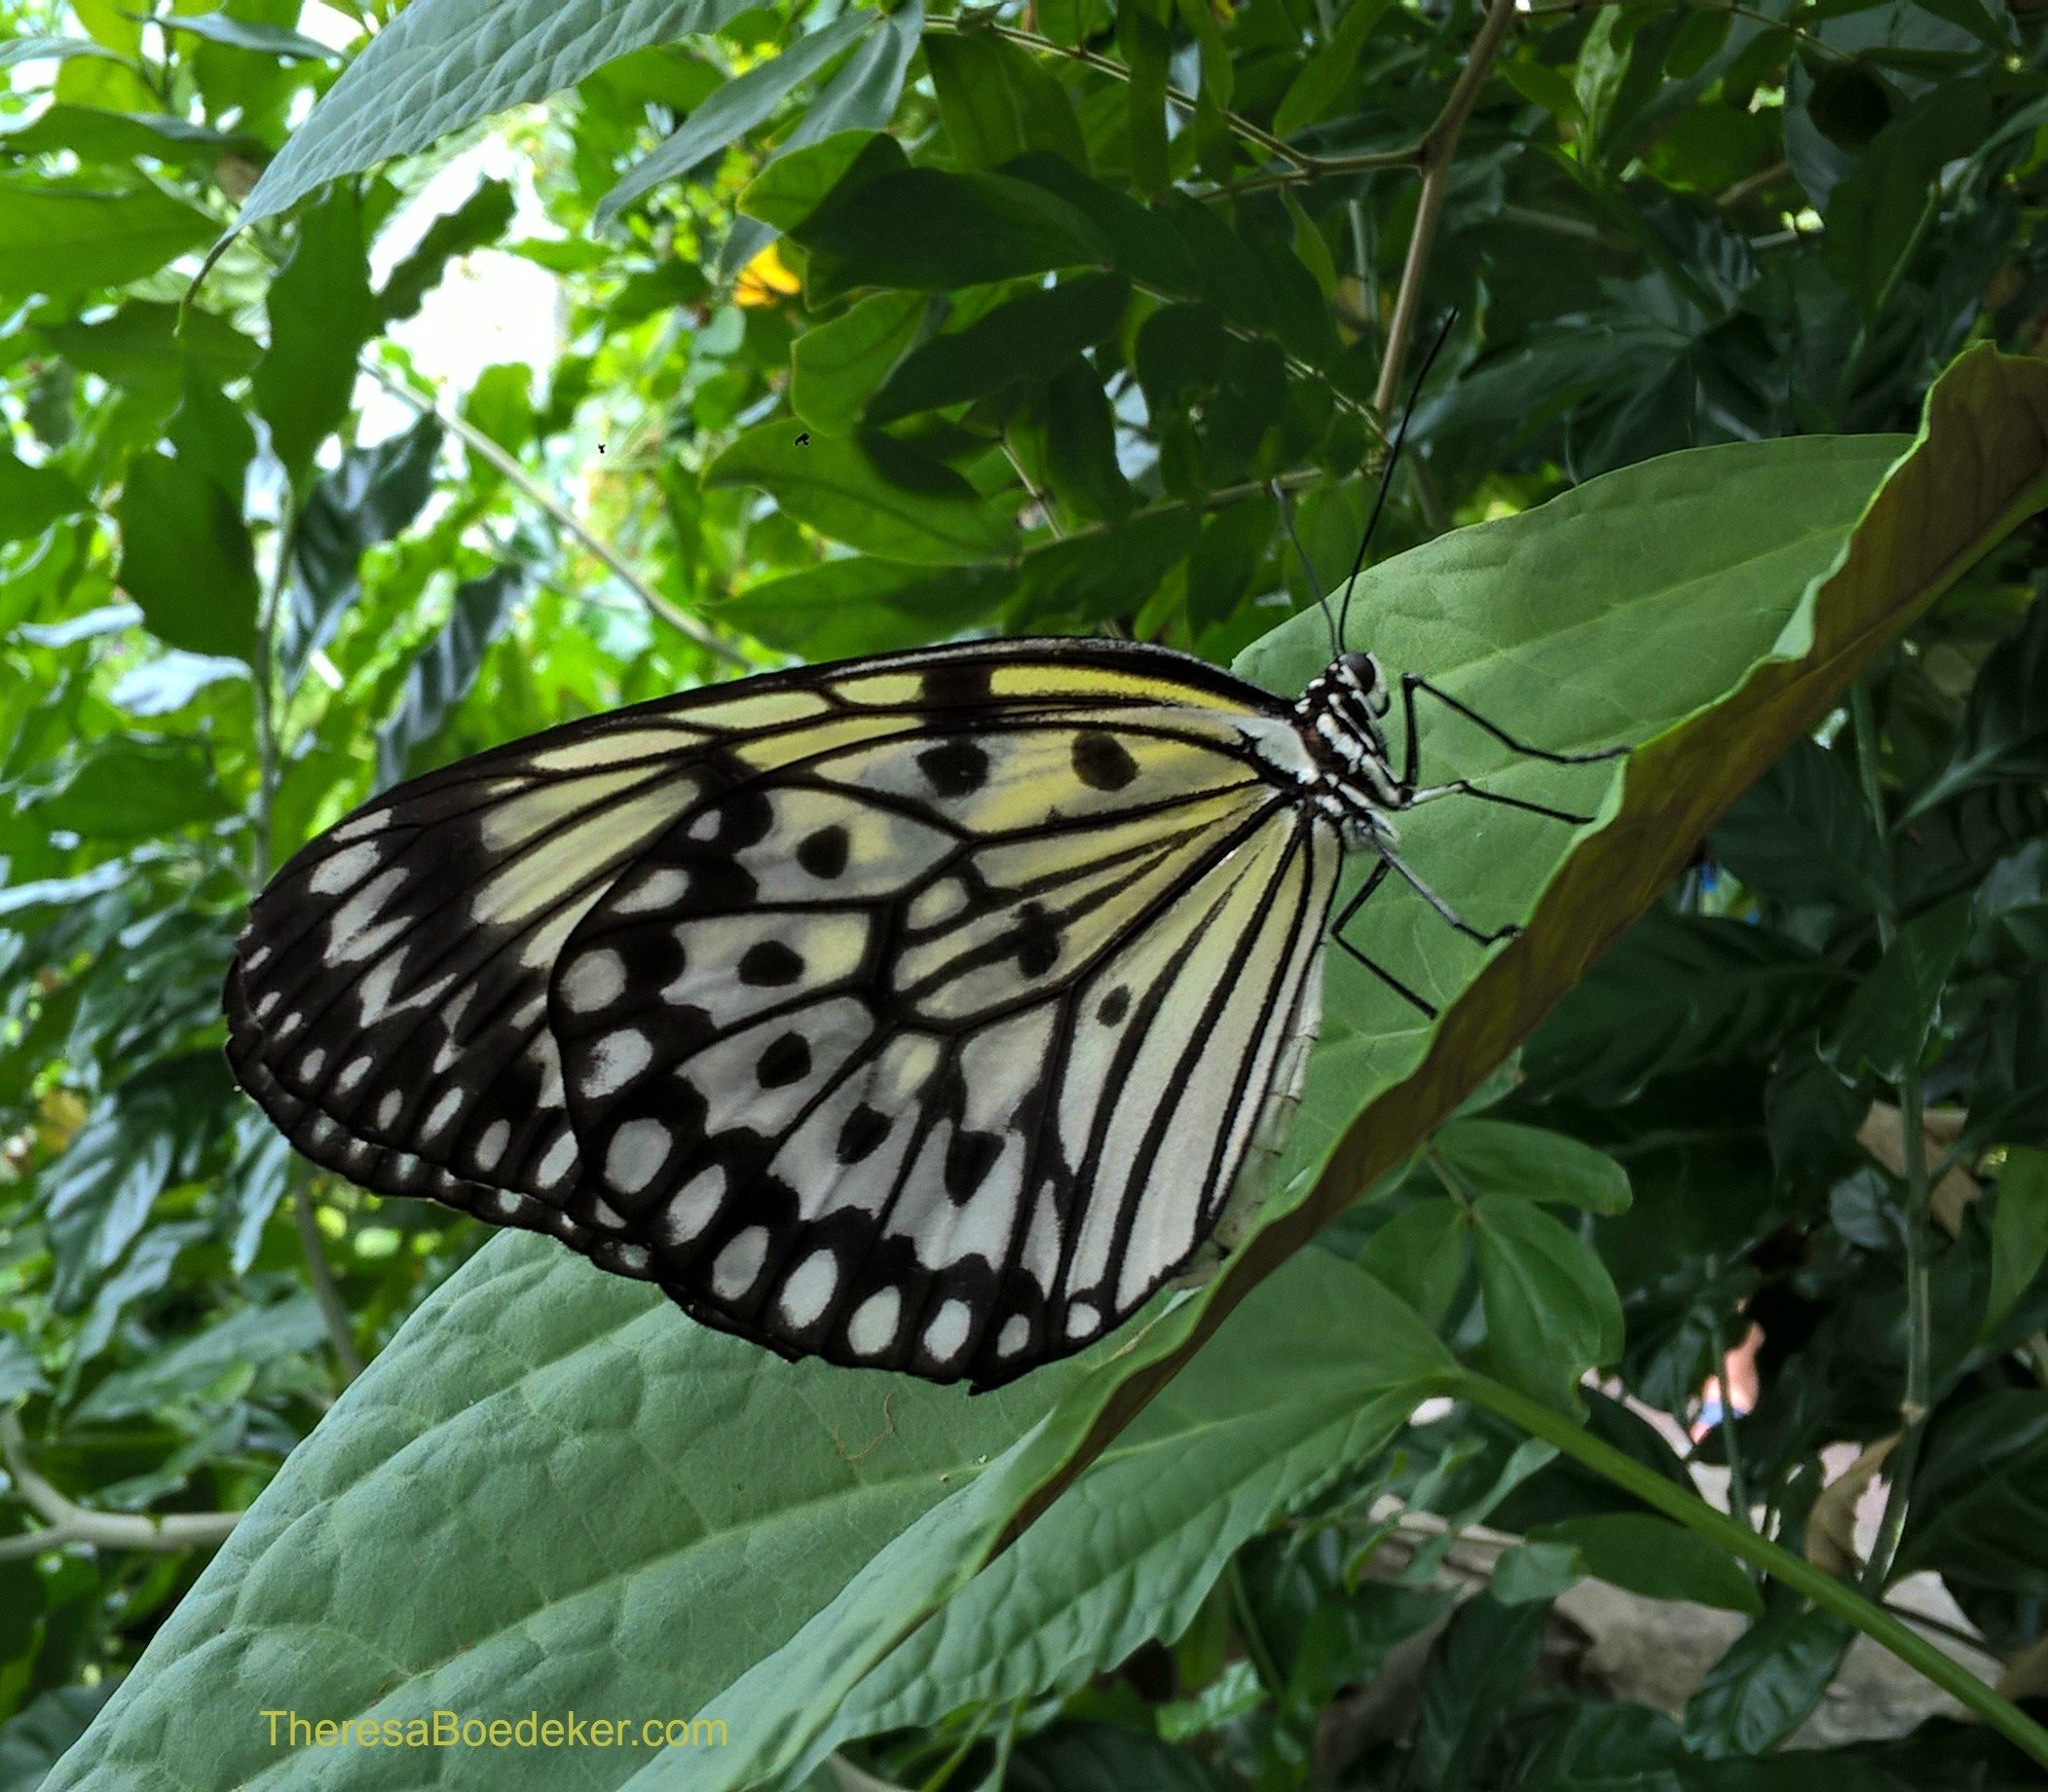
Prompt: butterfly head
<box><xmin>1334</xmin><ymin>651</ymin><xmax>1392</xmax><ymax>720</ymax></box>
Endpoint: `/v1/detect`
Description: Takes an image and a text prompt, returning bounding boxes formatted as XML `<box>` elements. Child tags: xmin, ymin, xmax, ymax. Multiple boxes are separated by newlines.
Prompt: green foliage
<box><xmin>2</xmin><ymin>0</ymin><xmax>2047</xmax><ymax>1788</ymax></box>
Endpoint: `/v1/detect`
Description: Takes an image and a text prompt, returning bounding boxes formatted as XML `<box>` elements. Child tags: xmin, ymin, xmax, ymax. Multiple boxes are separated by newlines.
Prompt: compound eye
<box><xmin>1359</xmin><ymin>653</ymin><xmax>1393</xmax><ymax>717</ymax></box>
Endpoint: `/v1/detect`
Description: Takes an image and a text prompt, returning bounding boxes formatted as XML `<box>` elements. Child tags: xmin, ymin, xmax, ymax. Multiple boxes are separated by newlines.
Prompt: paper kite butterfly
<box><xmin>225</xmin><ymin>629</ymin><xmax>1622</xmax><ymax>1389</ymax></box>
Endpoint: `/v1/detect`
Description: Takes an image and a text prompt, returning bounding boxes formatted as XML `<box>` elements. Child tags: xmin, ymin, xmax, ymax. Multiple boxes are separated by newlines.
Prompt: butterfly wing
<box><xmin>226</xmin><ymin>641</ymin><xmax>1341</xmax><ymax>1386</ymax></box>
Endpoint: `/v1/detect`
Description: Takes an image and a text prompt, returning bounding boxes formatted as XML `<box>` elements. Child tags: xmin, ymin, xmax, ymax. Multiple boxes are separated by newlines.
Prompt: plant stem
<box><xmin>0</xmin><ymin>1411</ymin><xmax>239</xmax><ymax>1560</ymax></box>
<box><xmin>1374</xmin><ymin>0</ymin><xmax>1518</xmax><ymax>412</ymax></box>
<box><xmin>1227</xmin><ymin>1558</ymin><xmax>1286</xmax><ymax>1699</ymax></box>
<box><xmin>1896</xmin><ymin>1066</ymin><xmax>1936</xmax><ymax>1428</ymax></box>
<box><xmin>249</xmin><ymin>491</ymin><xmax>295</xmax><ymax>888</ymax></box>
<box><xmin>1455</xmin><ymin>1370</ymin><xmax>2048</xmax><ymax>1768</ymax></box>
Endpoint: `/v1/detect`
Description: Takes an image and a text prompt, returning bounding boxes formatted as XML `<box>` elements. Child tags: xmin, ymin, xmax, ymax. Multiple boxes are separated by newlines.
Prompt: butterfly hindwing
<box><xmin>226</xmin><ymin>641</ymin><xmax>1342</xmax><ymax>1385</ymax></box>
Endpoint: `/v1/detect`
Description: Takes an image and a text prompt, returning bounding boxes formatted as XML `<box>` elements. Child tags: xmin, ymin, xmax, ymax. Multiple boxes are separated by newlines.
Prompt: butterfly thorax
<box><xmin>1290</xmin><ymin>652</ymin><xmax>1402</xmax><ymax>846</ymax></box>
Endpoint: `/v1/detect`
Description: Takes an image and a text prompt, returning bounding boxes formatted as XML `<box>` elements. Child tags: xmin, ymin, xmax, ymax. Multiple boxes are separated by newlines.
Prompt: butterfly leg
<box><xmin>1329</xmin><ymin>857</ymin><xmax>1441</xmax><ymax>1019</ymax></box>
<box><xmin>1396</xmin><ymin>672</ymin><xmax>1627</xmax><ymax>823</ymax></box>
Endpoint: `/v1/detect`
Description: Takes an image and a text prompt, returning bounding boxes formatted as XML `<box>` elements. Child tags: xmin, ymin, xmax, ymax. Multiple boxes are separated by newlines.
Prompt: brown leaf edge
<box><xmin>1000</xmin><ymin>345</ymin><xmax>2048</xmax><ymax>1547</ymax></box>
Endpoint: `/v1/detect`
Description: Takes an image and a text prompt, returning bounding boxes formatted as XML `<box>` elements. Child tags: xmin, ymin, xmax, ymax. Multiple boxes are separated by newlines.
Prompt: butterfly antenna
<box><xmin>1336</xmin><ymin>307</ymin><xmax>1461</xmax><ymax>649</ymax></box>
<box><xmin>1269</xmin><ymin>478</ymin><xmax>1342</xmax><ymax>660</ymax></box>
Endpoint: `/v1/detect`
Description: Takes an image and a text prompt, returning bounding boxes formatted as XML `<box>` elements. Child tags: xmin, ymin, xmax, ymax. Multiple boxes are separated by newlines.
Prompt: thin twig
<box><xmin>1374</xmin><ymin>0</ymin><xmax>1518</xmax><ymax>413</ymax></box>
<box><xmin>292</xmin><ymin>1173</ymin><xmax>364</xmax><ymax>1383</ymax></box>
<box><xmin>249</xmin><ymin>491</ymin><xmax>295</xmax><ymax>888</ymax></box>
<box><xmin>359</xmin><ymin>358</ymin><xmax>750</xmax><ymax>669</ymax></box>
<box><xmin>0</xmin><ymin>1411</ymin><xmax>240</xmax><ymax>1561</ymax></box>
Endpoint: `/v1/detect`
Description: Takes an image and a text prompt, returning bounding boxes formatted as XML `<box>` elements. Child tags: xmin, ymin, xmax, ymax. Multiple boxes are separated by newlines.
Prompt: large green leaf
<box><xmin>238</xmin><ymin>0</ymin><xmax>760</xmax><ymax>227</ymax></box>
<box><xmin>114</xmin><ymin>449</ymin><xmax>259</xmax><ymax>661</ymax></box>
<box><xmin>1893</xmin><ymin>1388</ymin><xmax>2048</xmax><ymax>1595</ymax></box>
<box><xmin>0</xmin><ymin>179</ymin><xmax>213</xmax><ymax>296</ymax></box>
<box><xmin>46</xmin><ymin>351</ymin><xmax>2048</xmax><ymax>1792</ymax></box>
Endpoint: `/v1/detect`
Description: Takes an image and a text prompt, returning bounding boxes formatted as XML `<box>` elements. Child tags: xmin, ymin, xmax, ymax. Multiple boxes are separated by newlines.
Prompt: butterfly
<box><xmin>224</xmin><ymin>633</ymin><xmax>1621</xmax><ymax>1389</ymax></box>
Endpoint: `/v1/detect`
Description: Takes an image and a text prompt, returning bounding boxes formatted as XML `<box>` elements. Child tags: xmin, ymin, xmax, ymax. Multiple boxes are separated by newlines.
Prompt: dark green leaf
<box><xmin>1434</xmin><ymin>1119</ymin><xmax>1633</xmax><ymax>1215</ymax></box>
<box><xmin>1118</xmin><ymin>0</ymin><xmax>1170</xmax><ymax>197</ymax></box>
<box><xmin>115</xmin><ymin>449</ymin><xmax>258</xmax><ymax>660</ymax></box>
<box><xmin>596</xmin><ymin>12</ymin><xmax>875</xmax><ymax>224</ymax></box>
<box><xmin>1526</xmin><ymin>911</ymin><xmax>1843</xmax><ymax>1102</ymax></box>
<box><xmin>1358</xmin><ymin>1202</ymin><xmax>1469</xmax><ymax>1330</ymax></box>
<box><xmin>705</xmin><ymin>424</ymin><xmax>1014</xmax><ymax>565</ymax></box>
<box><xmin>1040</xmin><ymin>356</ymin><xmax>1134</xmax><ymax>525</ymax></box>
<box><xmin>791</xmin><ymin>166</ymin><xmax>1108</xmax><ymax>298</ymax></box>
<box><xmin>1711</xmin><ymin>735</ymin><xmax>1891</xmax><ymax>914</ymax></box>
<box><xmin>251</xmin><ymin>185</ymin><xmax>377</xmax><ymax>485</ymax></box>
<box><xmin>42</xmin><ymin>300</ymin><xmax>260</xmax><ymax>392</ymax></box>
<box><xmin>1966</xmin><ymin>967</ymin><xmax>2048</xmax><ymax>1152</ymax></box>
<box><xmin>376</xmin><ymin>176</ymin><xmax>515</xmax><ymax>323</ymax></box>
<box><xmin>1272</xmin><ymin>0</ymin><xmax>1393</xmax><ymax>136</ymax></box>
<box><xmin>0</xmin><ymin>103</ymin><xmax>262</xmax><ymax>168</ymax></box>
<box><xmin>0</xmin><ymin>1685</ymin><xmax>119</xmax><ymax>1792</ymax></box>
<box><xmin>76</xmin><ymin>1294</ymin><xmax>328</xmax><ymax>1420</ymax></box>
<box><xmin>790</xmin><ymin>291</ymin><xmax>925</xmax><ymax>436</ymax></box>
<box><xmin>0</xmin><ymin>444</ymin><xmax>87</xmax><ymax>544</ymax></box>
<box><xmin>36</xmin><ymin>737</ymin><xmax>235</xmax><ymax>838</ymax></box>
<box><xmin>1014</xmin><ymin>506</ymin><xmax>1199</xmax><ymax>623</ymax></box>
<box><xmin>1909</xmin><ymin>594</ymin><xmax>2048</xmax><ymax>818</ymax></box>
<box><xmin>1010</xmin><ymin>1722</ymin><xmax>1235</xmax><ymax>1792</ymax></box>
<box><xmin>0</xmin><ymin>178</ymin><xmax>213</xmax><ymax>297</ymax></box>
<box><xmin>1894</xmin><ymin>1388</ymin><xmax>2048</xmax><ymax>1595</ymax></box>
<box><xmin>1473</xmin><ymin>1193</ymin><xmax>1623</xmax><ymax>1409</ymax></box>
<box><xmin>1532</xmin><ymin>1513</ymin><xmax>1762</xmax><ymax>1615</ymax></box>
<box><xmin>280</xmin><ymin>415</ymin><xmax>443</xmax><ymax>684</ymax></box>
<box><xmin>1682</xmin><ymin>1597</ymin><xmax>1852</xmax><ymax>1756</ymax></box>
<box><xmin>717</xmin><ymin>557</ymin><xmax>1014</xmax><ymax>658</ymax></box>
<box><xmin>375</xmin><ymin>561</ymin><xmax>527</xmax><ymax>787</ymax></box>
<box><xmin>1822</xmin><ymin>79</ymin><xmax>1992</xmax><ymax>314</ymax></box>
<box><xmin>1412</xmin><ymin>1593</ymin><xmax>1545</xmax><ymax>1790</ymax></box>
<box><xmin>1491</xmin><ymin>1539</ymin><xmax>1583</xmax><ymax>1605</ymax></box>
<box><xmin>40</xmin><ymin>1054</ymin><xmax>233</xmax><ymax>1312</ymax></box>
<box><xmin>1822</xmin><ymin>891</ymin><xmax>1972</xmax><ymax>1082</ymax></box>
<box><xmin>1986</xmin><ymin>1147</ymin><xmax>2048</xmax><ymax>1340</ymax></box>
<box><xmin>867</xmin><ymin>273</ymin><xmax>1128</xmax><ymax>424</ymax></box>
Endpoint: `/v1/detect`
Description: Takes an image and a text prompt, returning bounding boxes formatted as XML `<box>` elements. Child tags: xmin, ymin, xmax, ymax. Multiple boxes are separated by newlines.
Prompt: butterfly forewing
<box><xmin>226</xmin><ymin>642</ymin><xmax>1344</xmax><ymax>1386</ymax></box>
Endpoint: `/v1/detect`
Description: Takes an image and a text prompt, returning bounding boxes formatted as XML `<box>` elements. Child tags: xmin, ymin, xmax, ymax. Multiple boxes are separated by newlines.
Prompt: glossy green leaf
<box><xmin>791</xmin><ymin>166</ymin><xmax>1108</xmax><ymax>298</ymax></box>
<box><xmin>114</xmin><ymin>449</ymin><xmax>258</xmax><ymax>661</ymax></box>
<box><xmin>1490</xmin><ymin>1539</ymin><xmax>1583</xmax><ymax>1605</ymax></box>
<box><xmin>715</xmin><ymin>556</ymin><xmax>1014</xmax><ymax>658</ymax></box>
<box><xmin>0</xmin><ymin>179</ymin><xmax>212</xmax><ymax>297</ymax></box>
<box><xmin>1823</xmin><ymin>892</ymin><xmax>1972</xmax><ymax>1083</ymax></box>
<box><xmin>1272</xmin><ymin>0</ymin><xmax>1393</xmax><ymax>137</ymax></box>
<box><xmin>1682</xmin><ymin>1598</ymin><xmax>1853</xmax><ymax>1756</ymax></box>
<box><xmin>1535</xmin><ymin>1513</ymin><xmax>1763</xmax><ymax>1616</ymax></box>
<box><xmin>1434</xmin><ymin>1118</ymin><xmax>1632</xmax><ymax>1214</ymax></box>
<box><xmin>790</xmin><ymin>291</ymin><xmax>925</xmax><ymax>436</ymax></box>
<box><xmin>0</xmin><ymin>102</ymin><xmax>264</xmax><ymax>167</ymax></box>
<box><xmin>867</xmin><ymin>273</ymin><xmax>1128</xmax><ymax>424</ymax></box>
<box><xmin>1473</xmin><ymin>1194</ymin><xmax>1623</xmax><ymax>1408</ymax></box>
<box><xmin>1895</xmin><ymin>1389</ymin><xmax>2048</xmax><ymax>1596</ymax></box>
<box><xmin>1908</xmin><ymin>592</ymin><xmax>2048</xmax><ymax>818</ymax></box>
<box><xmin>1412</xmin><ymin>1594</ymin><xmax>1545</xmax><ymax>1790</ymax></box>
<box><xmin>1357</xmin><ymin>1201</ymin><xmax>1469</xmax><ymax>1329</ymax></box>
<box><xmin>1985</xmin><ymin>1147</ymin><xmax>2048</xmax><ymax>1340</ymax></box>
<box><xmin>1966</xmin><ymin>967</ymin><xmax>2048</xmax><ymax>1152</ymax></box>
<box><xmin>705</xmin><ymin>424</ymin><xmax>1014</xmax><ymax>564</ymax></box>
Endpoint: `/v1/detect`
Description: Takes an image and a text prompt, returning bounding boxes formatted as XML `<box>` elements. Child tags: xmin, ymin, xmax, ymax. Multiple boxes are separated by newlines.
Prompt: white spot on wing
<box><xmin>560</xmin><ymin>949</ymin><xmax>627</xmax><ymax>1014</ymax></box>
<box><xmin>580</xmin><ymin>1027</ymin><xmax>652</xmax><ymax>1099</ymax></box>
<box><xmin>713</xmin><ymin>1226</ymin><xmax>769</xmax><ymax>1298</ymax></box>
<box><xmin>535</xmin><ymin>1131</ymin><xmax>577</xmax><ymax>1188</ymax></box>
<box><xmin>847</xmin><ymin>1287</ymin><xmax>902</xmax><ymax>1358</ymax></box>
<box><xmin>997</xmin><ymin>1314</ymin><xmax>1030</xmax><ymax>1357</ymax></box>
<box><xmin>778</xmin><ymin>1251</ymin><xmax>839</xmax><ymax>1327</ymax></box>
<box><xmin>924</xmin><ymin>1299</ymin><xmax>972</xmax><ymax>1362</ymax></box>
<box><xmin>604</xmin><ymin>1117</ymin><xmax>671</xmax><ymax>1195</ymax></box>
<box><xmin>475</xmin><ymin>1119</ymin><xmax>510</xmax><ymax>1172</ymax></box>
<box><xmin>656</xmin><ymin>1165</ymin><xmax>726</xmax><ymax>1246</ymax></box>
